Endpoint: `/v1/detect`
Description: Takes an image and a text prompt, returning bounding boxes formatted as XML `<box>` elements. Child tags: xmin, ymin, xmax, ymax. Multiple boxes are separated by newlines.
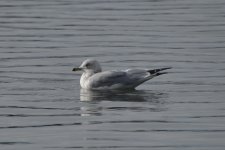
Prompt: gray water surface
<box><xmin>1</xmin><ymin>0</ymin><xmax>225</xmax><ymax>150</ymax></box>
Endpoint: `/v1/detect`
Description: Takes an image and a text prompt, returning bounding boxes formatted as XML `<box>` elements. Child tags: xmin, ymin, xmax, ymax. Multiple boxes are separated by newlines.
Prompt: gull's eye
<box><xmin>85</xmin><ymin>63</ymin><xmax>91</xmax><ymax>68</ymax></box>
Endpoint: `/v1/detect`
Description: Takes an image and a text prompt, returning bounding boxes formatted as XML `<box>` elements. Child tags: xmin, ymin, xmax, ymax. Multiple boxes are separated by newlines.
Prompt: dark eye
<box><xmin>86</xmin><ymin>63</ymin><xmax>90</xmax><ymax>67</ymax></box>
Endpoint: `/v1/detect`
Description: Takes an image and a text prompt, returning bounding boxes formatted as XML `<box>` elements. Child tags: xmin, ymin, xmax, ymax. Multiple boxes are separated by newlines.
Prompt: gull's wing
<box><xmin>125</xmin><ymin>69</ymin><xmax>152</xmax><ymax>87</ymax></box>
<box><xmin>88</xmin><ymin>69</ymin><xmax>151</xmax><ymax>89</ymax></box>
<box><xmin>88</xmin><ymin>70</ymin><xmax>129</xmax><ymax>89</ymax></box>
<box><xmin>125</xmin><ymin>67</ymin><xmax>171</xmax><ymax>87</ymax></box>
<box><xmin>88</xmin><ymin>68</ymin><xmax>171</xmax><ymax>90</ymax></box>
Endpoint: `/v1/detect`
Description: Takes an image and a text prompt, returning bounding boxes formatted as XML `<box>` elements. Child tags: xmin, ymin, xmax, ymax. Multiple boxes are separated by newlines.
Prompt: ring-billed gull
<box><xmin>73</xmin><ymin>59</ymin><xmax>171</xmax><ymax>90</ymax></box>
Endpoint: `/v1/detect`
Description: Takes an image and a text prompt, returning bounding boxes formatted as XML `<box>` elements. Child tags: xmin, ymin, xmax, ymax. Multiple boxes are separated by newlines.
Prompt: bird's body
<box><xmin>73</xmin><ymin>59</ymin><xmax>171</xmax><ymax>90</ymax></box>
<box><xmin>80</xmin><ymin>69</ymin><xmax>148</xmax><ymax>90</ymax></box>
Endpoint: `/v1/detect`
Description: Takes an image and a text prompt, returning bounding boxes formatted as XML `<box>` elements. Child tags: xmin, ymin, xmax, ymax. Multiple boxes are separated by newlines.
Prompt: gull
<box><xmin>73</xmin><ymin>59</ymin><xmax>171</xmax><ymax>90</ymax></box>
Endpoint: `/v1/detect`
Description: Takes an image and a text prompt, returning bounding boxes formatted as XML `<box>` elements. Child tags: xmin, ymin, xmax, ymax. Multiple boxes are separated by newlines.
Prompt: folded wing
<box><xmin>89</xmin><ymin>71</ymin><xmax>129</xmax><ymax>89</ymax></box>
<box><xmin>88</xmin><ymin>67</ymin><xmax>171</xmax><ymax>89</ymax></box>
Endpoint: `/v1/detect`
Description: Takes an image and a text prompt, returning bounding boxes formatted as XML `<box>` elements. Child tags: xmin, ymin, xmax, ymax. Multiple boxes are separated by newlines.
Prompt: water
<box><xmin>1</xmin><ymin>0</ymin><xmax>225</xmax><ymax>149</ymax></box>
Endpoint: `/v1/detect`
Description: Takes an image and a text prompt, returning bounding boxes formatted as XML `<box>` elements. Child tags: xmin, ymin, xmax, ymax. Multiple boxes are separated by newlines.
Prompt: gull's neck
<box><xmin>83</xmin><ymin>69</ymin><xmax>101</xmax><ymax>77</ymax></box>
<box><xmin>81</xmin><ymin>69</ymin><xmax>101</xmax><ymax>83</ymax></box>
<box><xmin>82</xmin><ymin>71</ymin><xmax>94</xmax><ymax>78</ymax></box>
<box><xmin>80</xmin><ymin>70</ymin><xmax>101</xmax><ymax>89</ymax></box>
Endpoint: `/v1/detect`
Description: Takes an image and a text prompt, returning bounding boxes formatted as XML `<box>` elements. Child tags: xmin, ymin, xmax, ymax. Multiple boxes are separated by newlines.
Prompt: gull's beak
<box><xmin>72</xmin><ymin>67</ymin><xmax>82</xmax><ymax>72</ymax></box>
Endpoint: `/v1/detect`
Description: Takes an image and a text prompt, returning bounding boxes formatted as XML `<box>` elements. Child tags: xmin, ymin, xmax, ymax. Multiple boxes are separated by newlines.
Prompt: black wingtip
<box><xmin>148</xmin><ymin>67</ymin><xmax>172</xmax><ymax>75</ymax></box>
<box><xmin>155</xmin><ymin>72</ymin><xmax>168</xmax><ymax>76</ymax></box>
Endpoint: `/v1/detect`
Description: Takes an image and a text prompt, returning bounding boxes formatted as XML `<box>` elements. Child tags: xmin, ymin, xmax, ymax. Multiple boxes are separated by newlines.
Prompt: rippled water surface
<box><xmin>1</xmin><ymin>0</ymin><xmax>225</xmax><ymax>150</ymax></box>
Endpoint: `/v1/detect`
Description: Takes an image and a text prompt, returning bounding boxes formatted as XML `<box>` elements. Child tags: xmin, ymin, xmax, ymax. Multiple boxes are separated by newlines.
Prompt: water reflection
<box><xmin>80</xmin><ymin>89</ymin><xmax>148</xmax><ymax>102</ymax></box>
<box><xmin>79</xmin><ymin>89</ymin><xmax>167</xmax><ymax>116</ymax></box>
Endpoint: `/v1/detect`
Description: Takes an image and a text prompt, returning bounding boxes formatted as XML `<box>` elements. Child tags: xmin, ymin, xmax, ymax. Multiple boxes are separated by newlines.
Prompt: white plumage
<box><xmin>73</xmin><ymin>59</ymin><xmax>171</xmax><ymax>90</ymax></box>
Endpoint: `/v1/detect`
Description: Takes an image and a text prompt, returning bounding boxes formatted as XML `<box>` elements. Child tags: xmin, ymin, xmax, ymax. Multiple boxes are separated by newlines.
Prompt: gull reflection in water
<box><xmin>79</xmin><ymin>89</ymin><xmax>167</xmax><ymax>116</ymax></box>
<box><xmin>80</xmin><ymin>89</ymin><xmax>148</xmax><ymax>102</ymax></box>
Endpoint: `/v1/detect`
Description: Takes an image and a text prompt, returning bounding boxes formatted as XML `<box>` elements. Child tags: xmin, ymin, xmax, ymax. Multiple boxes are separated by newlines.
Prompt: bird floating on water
<box><xmin>73</xmin><ymin>59</ymin><xmax>171</xmax><ymax>90</ymax></box>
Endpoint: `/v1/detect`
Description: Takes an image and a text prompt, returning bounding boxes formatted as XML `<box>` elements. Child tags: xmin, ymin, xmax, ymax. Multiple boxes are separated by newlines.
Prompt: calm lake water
<box><xmin>1</xmin><ymin>0</ymin><xmax>225</xmax><ymax>150</ymax></box>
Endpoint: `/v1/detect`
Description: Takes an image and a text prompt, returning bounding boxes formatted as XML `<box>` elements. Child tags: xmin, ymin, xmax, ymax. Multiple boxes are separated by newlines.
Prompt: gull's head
<box><xmin>72</xmin><ymin>59</ymin><xmax>102</xmax><ymax>73</ymax></box>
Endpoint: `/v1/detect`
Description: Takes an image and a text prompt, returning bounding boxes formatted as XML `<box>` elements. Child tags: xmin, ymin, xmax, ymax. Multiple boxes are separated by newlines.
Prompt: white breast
<box><xmin>80</xmin><ymin>73</ymin><xmax>93</xmax><ymax>89</ymax></box>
